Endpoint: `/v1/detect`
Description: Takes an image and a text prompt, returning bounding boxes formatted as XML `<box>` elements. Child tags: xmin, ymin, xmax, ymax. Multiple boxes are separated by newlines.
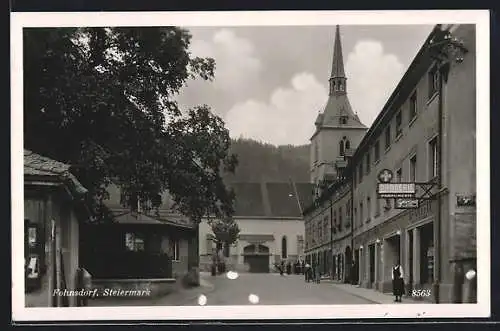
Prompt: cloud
<box><xmin>224</xmin><ymin>72</ymin><xmax>327</xmax><ymax>146</ymax></box>
<box><xmin>345</xmin><ymin>40</ymin><xmax>404</xmax><ymax>127</ymax></box>
<box><xmin>189</xmin><ymin>29</ymin><xmax>262</xmax><ymax>97</ymax></box>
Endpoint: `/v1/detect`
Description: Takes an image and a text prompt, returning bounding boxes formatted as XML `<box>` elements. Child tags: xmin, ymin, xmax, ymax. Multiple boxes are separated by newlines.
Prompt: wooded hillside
<box><xmin>224</xmin><ymin>138</ymin><xmax>311</xmax><ymax>184</ymax></box>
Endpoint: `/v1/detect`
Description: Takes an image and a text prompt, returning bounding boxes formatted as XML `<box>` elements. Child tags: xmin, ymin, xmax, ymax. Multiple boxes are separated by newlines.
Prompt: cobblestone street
<box><xmin>90</xmin><ymin>271</ymin><xmax>427</xmax><ymax>306</ymax></box>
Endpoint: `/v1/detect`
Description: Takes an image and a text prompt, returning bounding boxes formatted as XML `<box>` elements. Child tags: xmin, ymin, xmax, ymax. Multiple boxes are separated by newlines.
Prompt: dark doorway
<box><xmin>419</xmin><ymin>223</ymin><xmax>434</xmax><ymax>285</ymax></box>
<box><xmin>408</xmin><ymin>230</ymin><xmax>414</xmax><ymax>287</ymax></box>
<box><xmin>243</xmin><ymin>244</ymin><xmax>270</xmax><ymax>273</ymax></box>
<box><xmin>345</xmin><ymin>246</ymin><xmax>352</xmax><ymax>283</ymax></box>
<box><xmin>369</xmin><ymin>244</ymin><xmax>375</xmax><ymax>285</ymax></box>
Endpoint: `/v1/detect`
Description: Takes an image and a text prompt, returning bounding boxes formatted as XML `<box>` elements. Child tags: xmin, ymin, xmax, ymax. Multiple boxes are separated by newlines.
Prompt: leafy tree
<box><xmin>23</xmin><ymin>27</ymin><xmax>236</xmax><ymax>223</ymax></box>
<box><xmin>209</xmin><ymin>217</ymin><xmax>240</xmax><ymax>270</ymax></box>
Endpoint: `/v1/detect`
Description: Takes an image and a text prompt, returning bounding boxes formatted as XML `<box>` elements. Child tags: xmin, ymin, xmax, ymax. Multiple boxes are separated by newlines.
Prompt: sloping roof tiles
<box><xmin>24</xmin><ymin>149</ymin><xmax>88</xmax><ymax>196</ymax></box>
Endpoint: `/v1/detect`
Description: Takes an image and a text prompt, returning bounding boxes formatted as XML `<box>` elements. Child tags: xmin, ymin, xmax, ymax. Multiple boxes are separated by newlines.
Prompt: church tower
<box><xmin>310</xmin><ymin>25</ymin><xmax>368</xmax><ymax>195</ymax></box>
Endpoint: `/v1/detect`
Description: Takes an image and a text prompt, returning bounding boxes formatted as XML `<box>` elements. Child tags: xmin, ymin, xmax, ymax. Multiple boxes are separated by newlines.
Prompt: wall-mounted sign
<box><xmin>395</xmin><ymin>198</ymin><xmax>419</xmax><ymax>209</ymax></box>
<box><xmin>378</xmin><ymin>169</ymin><xmax>393</xmax><ymax>183</ymax></box>
<box><xmin>377</xmin><ymin>183</ymin><xmax>416</xmax><ymax>198</ymax></box>
<box><xmin>456</xmin><ymin>194</ymin><xmax>476</xmax><ymax>207</ymax></box>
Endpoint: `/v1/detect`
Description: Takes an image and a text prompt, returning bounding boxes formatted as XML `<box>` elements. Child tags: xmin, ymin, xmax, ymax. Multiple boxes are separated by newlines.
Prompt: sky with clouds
<box><xmin>175</xmin><ymin>25</ymin><xmax>434</xmax><ymax>146</ymax></box>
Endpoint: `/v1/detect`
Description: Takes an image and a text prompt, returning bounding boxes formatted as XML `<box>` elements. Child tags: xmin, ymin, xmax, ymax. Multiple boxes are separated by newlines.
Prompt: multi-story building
<box><xmin>304</xmin><ymin>25</ymin><xmax>367</xmax><ymax>281</ymax></box>
<box><xmin>305</xmin><ymin>24</ymin><xmax>476</xmax><ymax>303</ymax></box>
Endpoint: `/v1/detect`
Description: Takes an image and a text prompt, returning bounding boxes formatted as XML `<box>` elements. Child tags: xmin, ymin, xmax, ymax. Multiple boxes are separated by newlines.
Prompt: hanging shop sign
<box><xmin>395</xmin><ymin>198</ymin><xmax>420</xmax><ymax>209</ymax></box>
<box><xmin>456</xmin><ymin>194</ymin><xmax>476</xmax><ymax>207</ymax></box>
<box><xmin>377</xmin><ymin>183</ymin><xmax>416</xmax><ymax>198</ymax></box>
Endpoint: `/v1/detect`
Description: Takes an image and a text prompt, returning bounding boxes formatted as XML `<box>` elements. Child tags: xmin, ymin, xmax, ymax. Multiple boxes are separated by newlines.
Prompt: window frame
<box><xmin>396</xmin><ymin>167</ymin><xmax>403</xmax><ymax>182</ymax></box>
<box><xmin>410</xmin><ymin>154</ymin><xmax>417</xmax><ymax>182</ymax></box>
<box><xmin>366</xmin><ymin>196</ymin><xmax>371</xmax><ymax>222</ymax></box>
<box><xmin>125</xmin><ymin>232</ymin><xmax>146</xmax><ymax>252</ymax></box>
<box><xmin>409</xmin><ymin>92</ymin><xmax>417</xmax><ymax>120</ymax></box>
<box><xmin>429</xmin><ymin>66</ymin><xmax>440</xmax><ymax>99</ymax></box>
<box><xmin>365</xmin><ymin>153</ymin><xmax>371</xmax><ymax>175</ymax></box>
<box><xmin>374</xmin><ymin>140</ymin><xmax>380</xmax><ymax>162</ymax></box>
<box><xmin>171</xmin><ymin>238</ymin><xmax>180</xmax><ymax>261</ymax></box>
<box><xmin>429</xmin><ymin>137</ymin><xmax>439</xmax><ymax>179</ymax></box>
<box><xmin>385</xmin><ymin>125</ymin><xmax>391</xmax><ymax>150</ymax></box>
<box><xmin>395</xmin><ymin>110</ymin><xmax>403</xmax><ymax>137</ymax></box>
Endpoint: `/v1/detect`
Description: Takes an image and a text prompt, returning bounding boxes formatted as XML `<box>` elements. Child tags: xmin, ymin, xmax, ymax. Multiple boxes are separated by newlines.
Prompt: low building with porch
<box><xmin>24</xmin><ymin>149</ymin><xmax>90</xmax><ymax>307</ymax></box>
<box><xmin>79</xmin><ymin>185</ymin><xmax>200</xmax><ymax>299</ymax></box>
<box><xmin>199</xmin><ymin>182</ymin><xmax>313</xmax><ymax>273</ymax></box>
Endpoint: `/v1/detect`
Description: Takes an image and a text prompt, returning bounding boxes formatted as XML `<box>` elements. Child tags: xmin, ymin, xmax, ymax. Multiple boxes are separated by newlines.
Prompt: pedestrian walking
<box><xmin>315</xmin><ymin>264</ymin><xmax>321</xmax><ymax>284</ymax></box>
<box><xmin>392</xmin><ymin>259</ymin><xmax>405</xmax><ymax>302</ymax></box>
<box><xmin>280</xmin><ymin>260</ymin><xmax>285</xmax><ymax>276</ymax></box>
<box><xmin>305</xmin><ymin>263</ymin><xmax>311</xmax><ymax>282</ymax></box>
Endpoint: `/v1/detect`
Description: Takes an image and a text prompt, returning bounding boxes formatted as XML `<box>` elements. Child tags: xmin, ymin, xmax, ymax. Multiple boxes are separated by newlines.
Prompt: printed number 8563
<box><xmin>410</xmin><ymin>289</ymin><xmax>431</xmax><ymax>297</ymax></box>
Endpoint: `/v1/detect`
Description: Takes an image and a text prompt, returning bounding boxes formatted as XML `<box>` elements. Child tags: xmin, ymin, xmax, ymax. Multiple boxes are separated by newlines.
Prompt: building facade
<box><xmin>24</xmin><ymin>149</ymin><xmax>90</xmax><ymax>307</ymax></box>
<box><xmin>350</xmin><ymin>24</ymin><xmax>475</xmax><ymax>303</ymax></box>
<box><xmin>199</xmin><ymin>182</ymin><xmax>313</xmax><ymax>273</ymax></box>
<box><xmin>304</xmin><ymin>25</ymin><xmax>367</xmax><ymax>281</ymax></box>
<box><xmin>304</xmin><ymin>24</ymin><xmax>476</xmax><ymax>303</ymax></box>
<box><xmin>80</xmin><ymin>184</ymin><xmax>199</xmax><ymax>284</ymax></box>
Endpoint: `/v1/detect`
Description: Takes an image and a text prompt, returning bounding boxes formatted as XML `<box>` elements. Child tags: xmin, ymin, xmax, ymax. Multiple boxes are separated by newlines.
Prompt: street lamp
<box><xmin>427</xmin><ymin>25</ymin><xmax>469</xmax><ymax>304</ymax></box>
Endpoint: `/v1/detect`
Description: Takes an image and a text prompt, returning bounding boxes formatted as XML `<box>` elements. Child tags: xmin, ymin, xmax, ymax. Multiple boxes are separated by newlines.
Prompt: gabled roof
<box><xmin>104</xmin><ymin>181</ymin><xmax>314</xmax><ymax>221</ymax></box>
<box><xmin>229</xmin><ymin>182</ymin><xmax>314</xmax><ymax>218</ymax></box>
<box><xmin>24</xmin><ymin>149</ymin><xmax>88</xmax><ymax>197</ymax></box>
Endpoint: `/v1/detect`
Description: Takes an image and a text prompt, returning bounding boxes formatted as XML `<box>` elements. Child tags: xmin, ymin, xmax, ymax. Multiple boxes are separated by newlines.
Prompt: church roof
<box><xmin>331</xmin><ymin>25</ymin><xmax>346</xmax><ymax>79</ymax></box>
<box><xmin>104</xmin><ymin>181</ymin><xmax>314</xmax><ymax>220</ymax></box>
<box><xmin>230</xmin><ymin>182</ymin><xmax>314</xmax><ymax>218</ymax></box>
<box><xmin>320</xmin><ymin>93</ymin><xmax>366</xmax><ymax>128</ymax></box>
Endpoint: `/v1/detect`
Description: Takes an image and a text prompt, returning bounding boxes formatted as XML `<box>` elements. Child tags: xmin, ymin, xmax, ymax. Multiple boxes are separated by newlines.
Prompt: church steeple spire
<box><xmin>329</xmin><ymin>25</ymin><xmax>347</xmax><ymax>96</ymax></box>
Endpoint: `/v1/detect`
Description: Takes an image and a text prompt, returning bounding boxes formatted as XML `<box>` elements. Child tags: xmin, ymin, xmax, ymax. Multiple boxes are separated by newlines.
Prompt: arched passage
<box><xmin>243</xmin><ymin>244</ymin><xmax>270</xmax><ymax>273</ymax></box>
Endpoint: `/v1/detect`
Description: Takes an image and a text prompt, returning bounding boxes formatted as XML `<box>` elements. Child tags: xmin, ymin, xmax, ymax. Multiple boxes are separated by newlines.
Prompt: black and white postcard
<box><xmin>11</xmin><ymin>9</ymin><xmax>490</xmax><ymax>321</ymax></box>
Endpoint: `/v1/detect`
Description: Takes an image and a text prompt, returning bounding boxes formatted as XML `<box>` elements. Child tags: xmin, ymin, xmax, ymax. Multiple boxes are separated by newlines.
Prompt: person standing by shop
<box><xmin>305</xmin><ymin>263</ymin><xmax>311</xmax><ymax>282</ymax></box>
<box><xmin>392</xmin><ymin>259</ymin><xmax>405</xmax><ymax>302</ymax></box>
<box><xmin>315</xmin><ymin>263</ymin><xmax>321</xmax><ymax>283</ymax></box>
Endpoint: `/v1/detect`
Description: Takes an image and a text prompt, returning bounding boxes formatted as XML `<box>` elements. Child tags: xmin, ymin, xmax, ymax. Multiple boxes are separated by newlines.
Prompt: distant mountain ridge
<box><xmin>224</xmin><ymin>138</ymin><xmax>311</xmax><ymax>184</ymax></box>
